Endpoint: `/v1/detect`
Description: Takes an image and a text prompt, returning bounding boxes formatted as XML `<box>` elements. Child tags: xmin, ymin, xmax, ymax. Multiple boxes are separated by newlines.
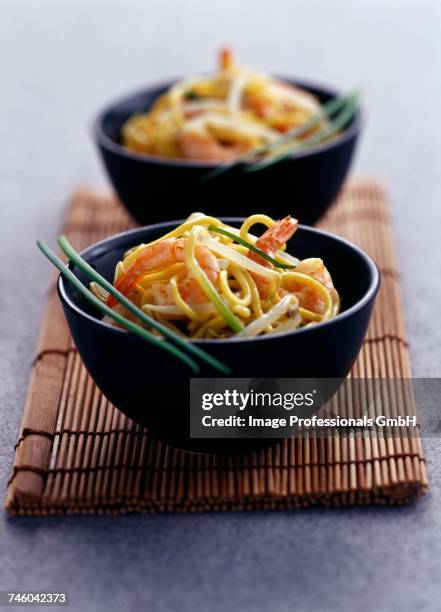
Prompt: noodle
<box><xmin>95</xmin><ymin>212</ymin><xmax>340</xmax><ymax>339</ymax></box>
<box><xmin>121</xmin><ymin>49</ymin><xmax>326</xmax><ymax>162</ymax></box>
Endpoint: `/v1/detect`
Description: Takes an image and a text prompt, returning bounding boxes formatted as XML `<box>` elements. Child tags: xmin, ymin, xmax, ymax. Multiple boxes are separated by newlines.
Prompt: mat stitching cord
<box><xmin>64</xmin><ymin>215</ymin><xmax>390</xmax><ymax>236</ymax></box>
<box><xmin>7</xmin><ymin>465</ymin><xmax>48</xmax><ymax>486</ymax></box>
<box><xmin>8</xmin><ymin>453</ymin><xmax>427</xmax><ymax>486</ymax></box>
<box><xmin>13</xmin><ymin>428</ymin><xmax>141</xmax><ymax>451</ymax></box>
<box><xmin>32</xmin><ymin>347</ymin><xmax>77</xmax><ymax>365</ymax></box>
<box><xmin>29</xmin><ymin>336</ymin><xmax>410</xmax><ymax>366</ymax></box>
<box><xmin>364</xmin><ymin>334</ymin><xmax>409</xmax><ymax>347</ymax></box>
<box><xmin>14</xmin><ymin>428</ymin><xmax>55</xmax><ymax>450</ymax></box>
<box><xmin>378</xmin><ymin>268</ymin><xmax>401</xmax><ymax>279</ymax></box>
<box><xmin>11</xmin><ymin>423</ymin><xmax>418</xmax><ymax>450</ymax></box>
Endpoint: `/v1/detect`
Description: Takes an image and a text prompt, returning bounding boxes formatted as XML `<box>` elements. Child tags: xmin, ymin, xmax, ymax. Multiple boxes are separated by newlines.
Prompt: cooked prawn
<box><xmin>106</xmin><ymin>238</ymin><xmax>220</xmax><ymax>308</ymax></box>
<box><xmin>282</xmin><ymin>258</ymin><xmax>338</xmax><ymax>315</ymax></box>
<box><xmin>177</xmin><ymin>111</ymin><xmax>278</xmax><ymax>163</ymax></box>
<box><xmin>270</xmin><ymin>82</ymin><xmax>321</xmax><ymax>114</ymax></box>
<box><xmin>219</xmin><ymin>46</ymin><xmax>235</xmax><ymax>72</ymax></box>
<box><xmin>248</xmin><ymin>215</ymin><xmax>298</xmax><ymax>298</ymax></box>
<box><xmin>122</xmin><ymin>48</ymin><xmax>331</xmax><ymax>161</ymax></box>
<box><xmin>178</xmin><ymin>129</ymin><xmax>250</xmax><ymax>162</ymax></box>
<box><xmin>296</xmin><ymin>258</ymin><xmax>335</xmax><ymax>293</ymax></box>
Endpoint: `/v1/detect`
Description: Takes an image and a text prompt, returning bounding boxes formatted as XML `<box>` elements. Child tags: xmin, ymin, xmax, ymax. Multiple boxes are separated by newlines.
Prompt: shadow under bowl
<box><xmin>58</xmin><ymin>220</ymin><xmax>379</xmax><ymax>453</ymax></box>
<box><xmin>94</xmin><ymin>78</ymin><xmax>361</xmax><ymax>226</ymax></box>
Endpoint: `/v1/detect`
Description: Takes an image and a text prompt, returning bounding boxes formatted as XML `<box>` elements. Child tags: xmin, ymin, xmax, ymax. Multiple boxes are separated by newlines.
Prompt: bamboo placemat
<box><xmin>5</xmin><ymin>179</ymin><xmax>428</xmax><ymax>515</ymax></box>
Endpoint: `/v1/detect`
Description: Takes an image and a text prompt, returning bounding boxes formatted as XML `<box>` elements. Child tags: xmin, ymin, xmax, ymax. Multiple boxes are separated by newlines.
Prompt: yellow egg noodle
<box><xmin>91</xmin><ymin>212</ymin><xmax>340</xmax><ymax>339</ymax></box>
<box><xmin>121</xmin><ymin>48</ymin><xmax>327</xmax><ymax>162</ymax></box>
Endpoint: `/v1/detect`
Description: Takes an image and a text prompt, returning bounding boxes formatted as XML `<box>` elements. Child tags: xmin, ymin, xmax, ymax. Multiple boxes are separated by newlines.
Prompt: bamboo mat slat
<box><xmin>5</xmin><ymin>179</ymin><xmax>428</xmax><ymax>515</ymax></box>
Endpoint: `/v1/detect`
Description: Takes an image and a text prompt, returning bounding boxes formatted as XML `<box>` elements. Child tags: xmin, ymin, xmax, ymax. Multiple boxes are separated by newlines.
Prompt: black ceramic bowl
<box><xmin>58</xmin><ymin>219</ymin><xmax>379</xmax><ymax>452</ymax></box>
<box><xmin>94</xmin><ymin>79</ymin><xmax>361</xmax><ymax>226</ymax></box>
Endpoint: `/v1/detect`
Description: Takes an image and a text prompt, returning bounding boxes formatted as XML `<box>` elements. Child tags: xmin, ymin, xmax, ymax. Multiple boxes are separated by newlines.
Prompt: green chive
<box><xmin>185</xmin><ymin>231</ymin><xmax>244</xmax><ymax>334</ymax></box>
<box><xmin>56</xmin><ymin>236</ymin><xmax>231</xmax><ymax>375</ymax></box>
<box><xmin>37</xmin><ymin>240</ymin><xmax>200</xmax><ymax>374</ymax></box>
<box><xmin>185</xmin><ymin>90</ymin><xmax>199</xmax><ymax>100</ymax></box>
<box><xmin>208</xmin><ymin>225</ymin><xmax>296</xmax><ymax>269</ymax></box>
<box><xmin>245</xmin><ymin>90</ymin><xmax>360</xmax><ymax>173</ymax></box>
<box><xmin>201</xmin><ymin>93</ymin><xmax>351</xmax><ymax>181</ymax></box>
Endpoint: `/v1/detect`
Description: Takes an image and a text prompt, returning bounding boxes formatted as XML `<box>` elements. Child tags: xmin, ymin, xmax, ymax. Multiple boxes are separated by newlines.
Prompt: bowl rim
<box><xmin>93</xmin><ymin>76</ymin><xmax>362</xmax><ymax>169</ymax></box>
<box><xmin>58</xmin><ymin>218</ymin><xmax>380</xmax><ymax>345</ymax></box>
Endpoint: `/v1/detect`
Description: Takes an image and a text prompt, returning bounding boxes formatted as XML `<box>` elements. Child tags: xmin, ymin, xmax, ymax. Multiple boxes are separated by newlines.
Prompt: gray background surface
<box><xmin>1</xmin><ymin>1</ymin><xmax>441</xmax><ymax>610</ymax></box>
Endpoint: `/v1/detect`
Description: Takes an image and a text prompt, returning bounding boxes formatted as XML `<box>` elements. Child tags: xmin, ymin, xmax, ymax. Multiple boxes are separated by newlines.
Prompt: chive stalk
<box><xmin>208</xmin><ymin>225</ymin><xmax>296</xmax><ymax>269</ymax></box>
<box><xmin>185</xmin><ymin>230</ymin><xmax>244</xmax><ymax>333</ymax></box>
<box><xmin>56</xmin><ymin>236</ymin><xmax>231</xmax><ymax>375</ymax></box>
<box><xmin>37</xmin><ymin>240</ymin><xmax>200</xmax><ymax>373</ymax></box>
<box><xmin>245</xmin><ymin>91</ymin><xmax>360</xmax><ymax>172</ymax></box>
<box><xmin>202</xmin><ymin>93</ymin><xmax>353</xmax><ymax>180</ymax></box>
